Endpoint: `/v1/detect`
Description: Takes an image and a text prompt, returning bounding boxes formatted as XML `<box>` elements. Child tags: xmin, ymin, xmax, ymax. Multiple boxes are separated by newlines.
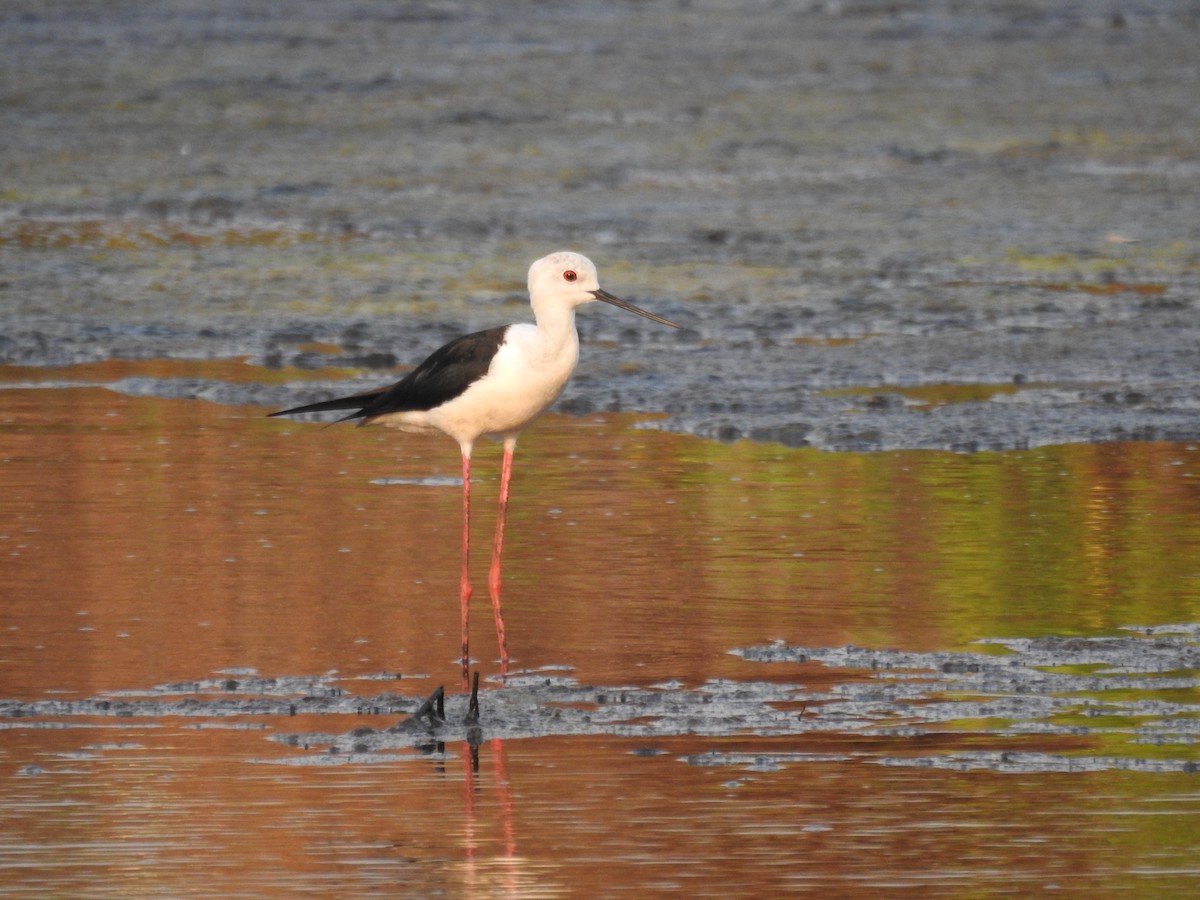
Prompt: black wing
<box><xmin>269</xmin><ymin>326</ymin><xmax>508</xmax><ymax>422</ymax></box>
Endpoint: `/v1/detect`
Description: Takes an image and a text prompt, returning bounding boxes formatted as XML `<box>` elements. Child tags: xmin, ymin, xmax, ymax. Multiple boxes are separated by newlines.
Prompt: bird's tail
<box><xmin>268</xmin><ymin>386</ymin><xmax>389</xmax><ymax>421</ymax></box>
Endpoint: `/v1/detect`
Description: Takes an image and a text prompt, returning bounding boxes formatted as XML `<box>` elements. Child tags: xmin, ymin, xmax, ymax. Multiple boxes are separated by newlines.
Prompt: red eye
<box><xmin>563</xmin><ymin>270</ymin><xmax>577</xmax><ymax>282</ymax></box>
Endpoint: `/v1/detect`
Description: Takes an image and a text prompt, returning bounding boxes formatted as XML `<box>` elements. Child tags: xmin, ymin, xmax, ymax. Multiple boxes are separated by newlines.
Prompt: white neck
<box><xmin>531</xmin><ymin>298</ymin><xmax>580</xmax><ymax>359</ymax></box>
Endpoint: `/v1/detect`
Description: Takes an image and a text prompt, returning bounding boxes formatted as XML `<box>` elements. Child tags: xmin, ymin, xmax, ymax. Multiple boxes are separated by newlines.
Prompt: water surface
<box><xmin>2</xmin><ymin>377</ymin><xmax>1198</xmax><ymax>895</ymax></box>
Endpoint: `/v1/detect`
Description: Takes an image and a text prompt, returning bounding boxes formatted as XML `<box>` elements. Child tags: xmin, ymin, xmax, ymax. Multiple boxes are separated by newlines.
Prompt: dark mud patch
<box><xmin>4</xmin><ymin>2</ymin><xmax>1200</xmax><ymax>452</ymax></box>
<box><xmin>4</xmin><ymin>625</ymin><xmax>1196</xmax><ymax>776</ymax></box>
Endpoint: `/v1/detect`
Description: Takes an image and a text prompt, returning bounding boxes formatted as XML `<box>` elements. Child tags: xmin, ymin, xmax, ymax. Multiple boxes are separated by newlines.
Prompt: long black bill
<box><xmin>592</xmin><ymin>289</ymin><xmax>678</xmax><ymax>328</ymax></box>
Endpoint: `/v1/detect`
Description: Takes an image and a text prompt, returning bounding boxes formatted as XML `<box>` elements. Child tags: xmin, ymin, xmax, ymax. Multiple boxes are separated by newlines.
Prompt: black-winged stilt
<box><xmin>270</xmin><ymin>251</ymin><xmax>677</xmax><ymax>684</ymax></box>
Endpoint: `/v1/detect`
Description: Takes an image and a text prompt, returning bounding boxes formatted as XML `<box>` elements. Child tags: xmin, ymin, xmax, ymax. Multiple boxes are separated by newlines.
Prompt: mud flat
<box><xmin>3</xmin><ymin>624</ymin><xmax>1196</xmax><ymax>776</ymax></box>
<box><xmin>2</xmin><ymin>1</ymin><xmax>1199</xmax><ymax>450</ymax></box>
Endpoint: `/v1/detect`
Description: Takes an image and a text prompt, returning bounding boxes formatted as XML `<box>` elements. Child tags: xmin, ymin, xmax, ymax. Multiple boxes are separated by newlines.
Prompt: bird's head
<box><xmin>527</xmin><ymin>251</ymin><xmax>601</xmax><ymax>306</ymax></box>
<box><xmin>527</xmin><ymin>251</ymin><xmax>678</xmax><ymax>327</ymax></box>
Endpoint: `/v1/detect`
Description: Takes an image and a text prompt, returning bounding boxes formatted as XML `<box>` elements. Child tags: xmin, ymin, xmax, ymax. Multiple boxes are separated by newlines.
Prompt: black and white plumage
<box><xmin>269</xmin><ymin>326</ymin><xmax>509</xmax><ymax>427</ymax></box>
<box><xmin>270</xmin><ymin>251</ymin><xmax>678</xmax><ymax>684</ymax></box>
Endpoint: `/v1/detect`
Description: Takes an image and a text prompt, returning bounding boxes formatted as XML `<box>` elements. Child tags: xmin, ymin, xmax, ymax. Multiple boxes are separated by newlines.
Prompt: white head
<box><xmin>526</xmin><ymin>251</ymin><xmax>678</xmax><ymax>327</ymax></box>
<box><xmin>527</xmin><ymin>251</ymin><xmax>601</xmax><ymax>307</ymax></box>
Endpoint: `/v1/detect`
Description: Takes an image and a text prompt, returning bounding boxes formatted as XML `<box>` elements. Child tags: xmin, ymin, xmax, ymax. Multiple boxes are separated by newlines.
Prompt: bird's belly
<box><xmin>370</xmin><ymin>368</ymin><xmax>568</xmax><ymax>446</ymax></box>
<box><xmin>431</xmin><ymin>369</ymin><xmax>565</xmax><ymax>441</ymax></box>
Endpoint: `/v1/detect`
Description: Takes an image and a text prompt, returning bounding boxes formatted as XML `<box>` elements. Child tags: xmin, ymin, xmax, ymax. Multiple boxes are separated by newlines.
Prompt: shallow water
<box><xmin>6</xmin><ymin>370</ymin><xmax>1200</xmax><ymax>693</ymax></box>
<box><xmin>4</xmin><ymin>729</ymin><xmax>1197</xmax><ymax>898</ymax></box>
<box><xmin>2</xmin><ymin>376</ymin><xmax>1199</xmax><ymax>895</ymax></box>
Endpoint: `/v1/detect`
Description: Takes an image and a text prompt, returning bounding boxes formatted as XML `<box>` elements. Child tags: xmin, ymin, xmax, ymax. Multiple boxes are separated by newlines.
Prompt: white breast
<box><xmin>420</xmin><ymin>323</ymin><xmax>580</xmax><ymax>447</ymax></box>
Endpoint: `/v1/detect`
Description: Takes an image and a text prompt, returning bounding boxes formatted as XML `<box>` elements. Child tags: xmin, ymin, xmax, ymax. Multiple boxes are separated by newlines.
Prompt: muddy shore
<box><xmin>2</xmin><ymin>1</ymin><xmax>1198</xmax><ymax>451</ymax></box>
<box><xmin>5</xmin><ymin>624</ymin><xmax>1197</xmax><ymax>775</ymax></box>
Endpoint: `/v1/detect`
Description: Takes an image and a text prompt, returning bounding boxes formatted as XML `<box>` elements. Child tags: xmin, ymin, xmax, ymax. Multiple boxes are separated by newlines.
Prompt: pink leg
<box><xmin>488</xmin><ymin>438</ymin><xmax>515</xmax><ymax>679</ymax></box>
<box><xmin>459</xmin><ymin>450</ymin><xmax>473</xmax><ymax>689</ymax></box>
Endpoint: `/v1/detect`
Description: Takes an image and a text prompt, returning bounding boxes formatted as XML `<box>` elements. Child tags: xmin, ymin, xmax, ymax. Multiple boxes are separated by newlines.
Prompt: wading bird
<box><xmin>270</xmin><ymin>252</ymin><xmax>677</xmax><ymax>684</ymax></box>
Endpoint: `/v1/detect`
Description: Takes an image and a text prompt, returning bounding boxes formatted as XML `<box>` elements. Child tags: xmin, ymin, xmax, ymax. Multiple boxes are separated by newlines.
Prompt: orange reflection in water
<box><xmin>3</xmin><ymin>383</ymin><xmax>1200</xmax><ymax>697</ymax></box>
<box><xmin>3</xmin><ymin>380</ymin><xmax>1200</xmax><ymax>895</ymax></box>
<box><xmin>2</xmin><ymin>723</ymin><xmax>1197</xmax><ymax>898</ymax></box>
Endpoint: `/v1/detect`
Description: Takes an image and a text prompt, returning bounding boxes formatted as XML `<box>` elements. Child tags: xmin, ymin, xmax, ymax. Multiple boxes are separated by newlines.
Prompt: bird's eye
<box><xmin>563</xmin><ymin>270</ymin><xmax>578</xmax><ymax>282</ymax></box>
